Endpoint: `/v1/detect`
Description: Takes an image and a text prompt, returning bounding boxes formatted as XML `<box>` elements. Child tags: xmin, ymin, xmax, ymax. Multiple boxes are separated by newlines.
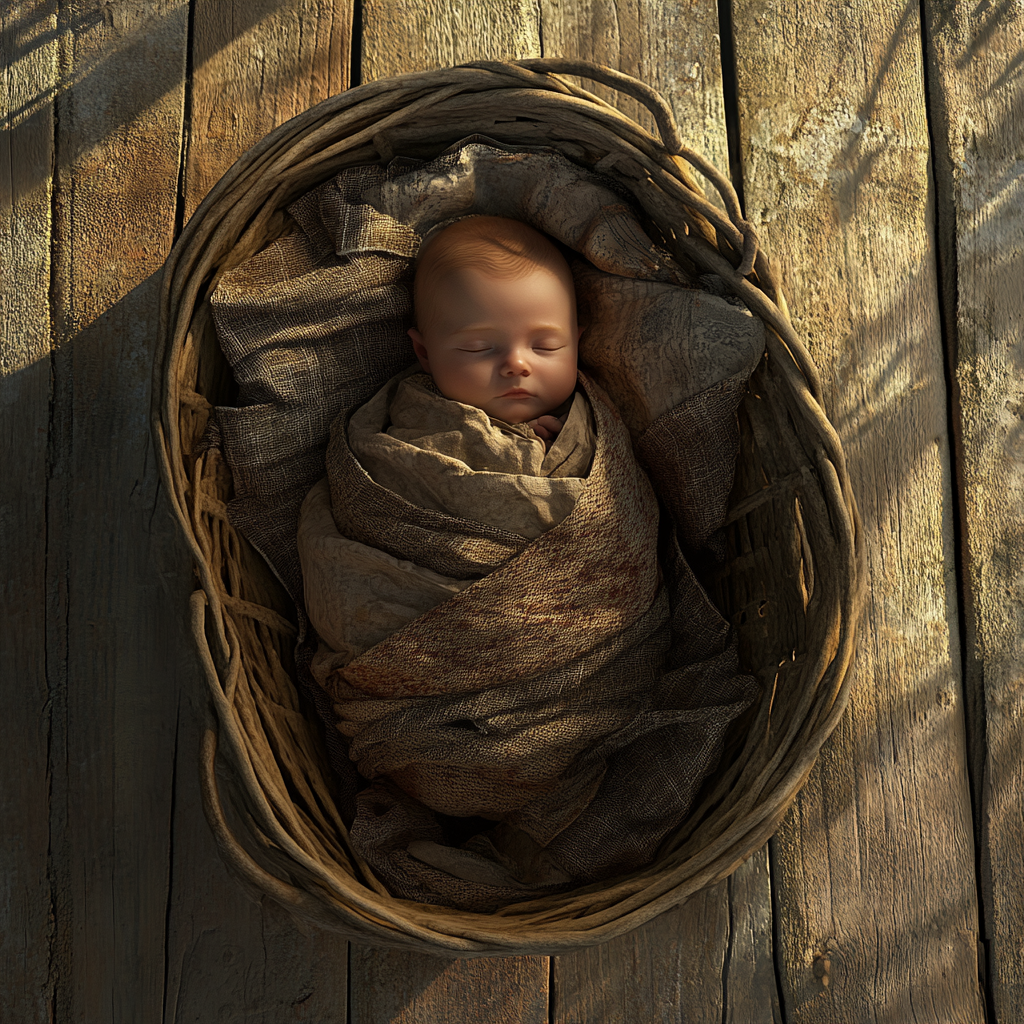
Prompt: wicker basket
<box><xmin>153</xmin><ymin>59</ymin><xmax>865</xmax><ymax>955</ymax></box>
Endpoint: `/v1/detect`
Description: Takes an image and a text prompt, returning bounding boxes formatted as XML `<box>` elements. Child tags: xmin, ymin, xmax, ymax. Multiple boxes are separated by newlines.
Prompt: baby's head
<box><xmin>408</xmin><ymin>216</ymin><xmax>580</xmax><ymax>424</ymax></box>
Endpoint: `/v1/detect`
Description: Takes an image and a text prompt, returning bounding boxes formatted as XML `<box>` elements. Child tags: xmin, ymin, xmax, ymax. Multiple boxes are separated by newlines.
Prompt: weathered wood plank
<box><xmin>551</xmin><ymin>852</ymin><xmax>778</xmax><ymax>1024</ymax></box>
<box><xmin>361</xmin><ymin>0</ymin><xmax>541</xmax><ymax>83</ymax></box>
<box><xmin>184</xmin><ymin>0</ymin><xmax>352</xmax><ymax>222</ymax></box>
<box><xmin>541</xmin><ymin>4</ymin><xmax>779</xmax><ymax>1021</ymax></box>
<box><xmin>726</xmin><ymin>847</ymin><xmax>782</xmax><ymax>1024</ymax></box>
<box><xmin>0</xmin><ymin>4</ymin><xmax>57</xmax><ymax>1021</ymax></box>
<box><xmin>44</xmin><ymin>3</ymin><xmax>189</xmax><ymax>1020</ymax></box>
<box><xmin>730</xmin><ymin>0</ymin><xmax>984</xmax><ymax>1019</ymax></box>
<box><xmin>351</xmin><ymin>4</ymin><xmax>551</xmax><ymax>1019</ymax></box>
<box><xmin>163</xmin><ymin>3</ymin><xmax>355</xmax><ymax>1018</ymax></box>
<box><xmin>923</xmin><ymin>3</ymin><xmax>1024</xmax><ymax>1020</ymax></box>
<box><xmin>162</xmin><ymin>712</ymin><xmax>349</xmax><ymax>1022</ymax></box>
<box><xmin>350</xmin><ymin>949</ymin><xmax>548</xmax><ymax>1024</ymax></box>
<box><xmin>553</xmin><ymin>886</ymin><xmax>730</xmax><ymax>1024</ymax></box>
<box><xmin>540</xmin><ymin>0</ymin><xmax>730</xmax><ymax>183</ymax></box>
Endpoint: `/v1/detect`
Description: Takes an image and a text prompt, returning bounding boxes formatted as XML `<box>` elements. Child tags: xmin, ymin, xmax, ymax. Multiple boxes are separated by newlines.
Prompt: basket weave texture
<box><xmin>153</xmin><ymin>58</ymin><xmax>865</xmax><ymax>955</ymax></box>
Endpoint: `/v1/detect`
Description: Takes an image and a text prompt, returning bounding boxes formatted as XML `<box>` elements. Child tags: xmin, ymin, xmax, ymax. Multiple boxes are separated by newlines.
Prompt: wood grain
<box><xmin>540</xmin><ymin>0</ymin><xmax>730</xmax><ymax>184</ymax></box>
<box><xmin>541</xmin><ymin>4</ymin><xmax>779</xmax><ymax>1020</ymax></box>
<box><xmin>360</xmin><ymin>0</ymin><xmax>541</xmax><ymax>83</ymax></box>
<box><xmin>726</xmin><ymin>847</ymin><xmax>782</xmax><ymax>1024</ymax></box>
<box><xmin>731</xmin><ymin>0</ymin><xmax>984</xmax><ymax>1019</ymax></box>
<box><xmin>44</xmin><ymin>2</ymin><xmax>190</xmax><ymax>1020</ymax></box>
<box><xmin>552</xmin><ymin>886</ymin><xmax>730</xmax><ymax>1024</ymax></box>
<box><xmin>350</xmin><ymin>947</ymin><xmax>548</xmax><ymax>1024</ymax></box>
<box><xmin>162</xmin><ymin>708</ymin><xmax>349</xmax><ymax>1023</ymax></box>
<box><xmin>923</xmin><ymin>2</ymin><xmax>1024</xmax><ymax>1019</ymax></box>
<box><xmin>163</xmin><ymin>2</ymin><xmax>355</xmax><ymax>1019</ymax></box>
<box><xmin>0</xmin><ymin>3</ymin><xmax>57</xmax><ymax>1021</ymax></box>
<box><xmin>550</xmin><ymin>852</ymin><xmax>779</xmax><ymax>1024</ymax></box>
<box><xmin>351</xmin><ymin>4</ymin><xmax>551</xmax><ymax>1019</ymax></box>
<box><xmin>184</xmin><ymin>0</ymin><xmax>352</xmax><ymax>222</ymax></box>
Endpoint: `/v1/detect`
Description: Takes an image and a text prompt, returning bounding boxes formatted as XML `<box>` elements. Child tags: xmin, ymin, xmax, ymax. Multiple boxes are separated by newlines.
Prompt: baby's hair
<box><xmin>412</xmin><ymin>216</ymin><xmax>574</xmax><ymax>330</ymax></box>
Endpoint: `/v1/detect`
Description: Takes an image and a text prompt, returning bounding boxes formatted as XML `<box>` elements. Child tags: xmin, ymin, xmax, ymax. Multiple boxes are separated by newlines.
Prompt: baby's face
<box><xmin>408</xmin><ymin>265</ymin><xmax>580</xmax><ymax>424</ymax></box>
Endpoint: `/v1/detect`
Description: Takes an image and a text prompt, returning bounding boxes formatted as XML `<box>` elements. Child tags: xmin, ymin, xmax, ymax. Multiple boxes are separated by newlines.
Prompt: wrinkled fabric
<box><xmin>207</xmin><ymin>138</ymin><xmax>727</xmax><ymax>601</ymax></box>
<box><xmin>298</xmin><ymin>370</ymin><xmax>596</xmax><ymax>662</ymax></box>
<box><xmin>348</xmin><ymin>370</ymin><xmax>594</xmax><ymax>538</ymax></box>
<box><xmin>296</xmin><ymin>370</ymin><xmax>756</xmax><ymax>910</ymax></box>
<box><xmin>208</xmin><ymin>137</ymin><xmax>766</xmax><ymax>909</ymax></box>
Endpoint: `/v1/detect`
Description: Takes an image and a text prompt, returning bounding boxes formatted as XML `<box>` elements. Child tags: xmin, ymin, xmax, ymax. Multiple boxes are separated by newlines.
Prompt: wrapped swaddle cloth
<box><xmin>208</xmin><ymin>137</ymin><xmax>766</xmax><ymax>909</ymax></box>
<box><xmin>298</xmin><ymin>366</ymin><xmax>756</xmax><ymax>908</ymax></box>
<box><xmin>300</xmin><ymin>370</ymin><xmax>594</xmax><ymax>662</ymax></box>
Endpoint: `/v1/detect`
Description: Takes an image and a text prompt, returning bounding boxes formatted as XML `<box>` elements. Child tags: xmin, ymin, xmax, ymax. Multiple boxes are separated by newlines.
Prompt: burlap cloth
<box><xmin>299</xmin><ymin>371</ymin><xmax>593</xmax><ymax>658</ymax></box>
<box><xmin>208</xmin><ymin>138</ymin><xmax>766</xmax><ymax>909</ymax></box>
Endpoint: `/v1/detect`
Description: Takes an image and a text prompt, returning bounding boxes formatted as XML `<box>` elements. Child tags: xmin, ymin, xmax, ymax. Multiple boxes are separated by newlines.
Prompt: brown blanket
<box><xmin>207</xmin><ymin>138</ymin><xmax>766</xmax><ymax>909</ymax></box>
<box><xmin>299</xmin><ymin>367</ymin><xmax>756</xmax><ymax>909</ymax></box>
<box><xmin>298</xmin><ymin>369</ymin><xmax>595</xmax><ymax>662</ymax></box>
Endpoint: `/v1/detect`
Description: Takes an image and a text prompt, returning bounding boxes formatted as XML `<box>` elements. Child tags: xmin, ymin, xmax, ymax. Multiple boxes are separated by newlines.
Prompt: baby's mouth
<box><xmin>499</xmin><ymin>388</ymin><xmax>533</xmax><ymax>398</ymax></box>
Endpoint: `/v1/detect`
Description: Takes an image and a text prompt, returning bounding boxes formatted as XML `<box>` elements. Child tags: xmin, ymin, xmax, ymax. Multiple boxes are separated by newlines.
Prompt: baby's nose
<box><xmin>502</xmin><ymin>350</ymin><xmax>531</xmax><ymax>375</ymax></box>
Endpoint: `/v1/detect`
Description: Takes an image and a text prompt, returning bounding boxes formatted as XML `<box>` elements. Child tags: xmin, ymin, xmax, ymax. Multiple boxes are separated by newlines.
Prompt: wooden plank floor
<box><xmin>1</xmin><ymin>1</ymin><xmax>1019</xmax><ymax>1020</ymax></box>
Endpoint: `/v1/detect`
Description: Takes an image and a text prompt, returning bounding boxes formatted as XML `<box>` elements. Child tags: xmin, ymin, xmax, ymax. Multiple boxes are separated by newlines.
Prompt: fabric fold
<box><xmin>297</xmin><ymin>368</ymin><xmax>757</xmax><ymax>909</ymax></box>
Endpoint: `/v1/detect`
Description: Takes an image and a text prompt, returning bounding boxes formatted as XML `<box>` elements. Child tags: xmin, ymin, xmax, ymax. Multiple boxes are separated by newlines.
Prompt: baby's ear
<box><xmin>408</xmin><ymin>328</ymin><xmax>431</xmax><ymax>372</ymax></box>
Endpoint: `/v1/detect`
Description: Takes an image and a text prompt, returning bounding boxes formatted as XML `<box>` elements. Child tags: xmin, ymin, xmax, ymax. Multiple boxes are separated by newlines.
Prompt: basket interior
<box><xmin>156</xmin><ymin>60</ymin><xmax>861</xmax><ymax>954</ymax></box>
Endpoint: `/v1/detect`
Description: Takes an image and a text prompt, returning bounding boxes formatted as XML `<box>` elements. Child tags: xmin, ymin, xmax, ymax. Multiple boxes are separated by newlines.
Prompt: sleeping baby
<box><xmin>407</xmin><ymin>215</ymin><xmax>580</xmax><ymax>446</ymax></box>
<box><xmin>299</xmin><ymin>216</ymin><xmax>598</xmax><ymax>665</ymax></box>
<box><xmin>296</xmin><ymin>214</ymin><xmax>754</xmax><ymax>909</ymax></box>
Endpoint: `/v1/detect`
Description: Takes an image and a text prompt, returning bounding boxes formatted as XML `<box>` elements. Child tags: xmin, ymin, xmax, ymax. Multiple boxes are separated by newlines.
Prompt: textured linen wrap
<box><xmin>208</xmin><ymin>138</ymin><xmax>765</xmax><ymax>909</ymax></box>
<box><xmin>295</xmin><ymin>364</ymin><xmax>756</xmax><ymax>909</ymax></box>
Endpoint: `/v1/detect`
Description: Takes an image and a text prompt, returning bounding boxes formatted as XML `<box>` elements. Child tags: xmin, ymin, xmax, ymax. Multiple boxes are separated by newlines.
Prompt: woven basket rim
<box><xmin>152</xmin><ymin>58</ymin><xmax>866</xmax><ymax>955</ymax></box>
